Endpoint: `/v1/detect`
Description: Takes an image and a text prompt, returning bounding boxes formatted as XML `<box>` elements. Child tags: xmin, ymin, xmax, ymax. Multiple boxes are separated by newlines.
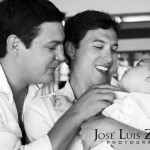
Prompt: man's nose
<box><xmin>55</xmin><ymin>45</ymin><xmax>65</xmax><ymax>62</ymax></box>
<box><xmin>104</xmin><ymin>49</ymin><xmax>113</xmax><ymax>64</ymax></box>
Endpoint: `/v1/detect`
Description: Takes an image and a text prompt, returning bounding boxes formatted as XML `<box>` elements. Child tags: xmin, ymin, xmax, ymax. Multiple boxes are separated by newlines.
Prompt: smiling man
<box><xmin>65</xmin><ymin>22</ymin><xmax>118</xmax><ymax>95</ymax></box>
<box><xmin>70</xmin><ymin>27</ymin><xmax>118</xmax><ymax>84</ymax></box>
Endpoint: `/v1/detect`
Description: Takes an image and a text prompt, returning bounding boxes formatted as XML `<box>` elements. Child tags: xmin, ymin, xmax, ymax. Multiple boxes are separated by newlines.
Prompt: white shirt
<box><xmin>24</xmin><ymin>81</ymin><xmax>74</xmax><ymax>141</ymax></box>
<box><xmin>0</xmin><ymin>65</ymin><xmax>52</xmax><ymax>150</ymax></box>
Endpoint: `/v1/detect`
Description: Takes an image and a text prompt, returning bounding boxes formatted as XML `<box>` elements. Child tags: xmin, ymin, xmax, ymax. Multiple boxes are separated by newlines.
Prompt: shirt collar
<box><xmin>56</xmin><ymin>80</ymin><xmax>75</xmax><ymax>103</ymax></box>
<box><xmin>0</xmin><ymin>64</ymin><xmax>14</xmax><ymax>102</ymax></box>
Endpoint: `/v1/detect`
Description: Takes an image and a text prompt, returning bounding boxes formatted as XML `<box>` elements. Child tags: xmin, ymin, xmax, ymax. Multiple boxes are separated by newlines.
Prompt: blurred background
<box><xmin>49</xmin><ymin>0</ymin><xmax>150</xmax><ymax>89</ymax></box>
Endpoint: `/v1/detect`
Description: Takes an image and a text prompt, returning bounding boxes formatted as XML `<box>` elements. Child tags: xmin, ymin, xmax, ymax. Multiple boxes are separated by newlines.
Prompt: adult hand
<box><xmin>71</xmin><ymin>84</ymin><xmax>120</xmax><ymax>123</ymax></box>
<box><xmin>79</xmin><ymin>115</ymin><xmax>119</xmax><ymax>150</ymax></box>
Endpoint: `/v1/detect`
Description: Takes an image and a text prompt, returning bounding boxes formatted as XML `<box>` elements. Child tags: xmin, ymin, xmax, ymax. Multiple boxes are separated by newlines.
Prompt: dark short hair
<box><xmin>64</xmin><ymin>10</ymin><xmax>120</xmax><ymax>68</ymax></box>
<box><xmin>0</xmin><ymin>0</ymin><xmax>65</xmax><ymax>58</ymax></box>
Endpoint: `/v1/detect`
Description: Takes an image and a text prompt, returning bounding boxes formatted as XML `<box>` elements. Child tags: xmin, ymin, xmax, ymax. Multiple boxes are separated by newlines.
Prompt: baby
<box><xmin>120</xmin><ymin>57</ymin><xmax>150</xmax><ymax>94</ymax></box>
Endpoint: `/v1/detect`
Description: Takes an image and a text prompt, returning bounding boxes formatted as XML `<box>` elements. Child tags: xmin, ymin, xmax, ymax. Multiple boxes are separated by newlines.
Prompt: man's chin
<box><xmin>95</xmin><ymin>75</ymin><xmax>110</xmax><ymax>85</ymax></box>
<box><xmin>92</xmin><ymin>78</ymin><xmax>108</xmax><ymax>85</ymax></box>
<box><xmin>95</xmin><ymin>70</ymin><xmax>111</xmax><ymax>83</ymax></box>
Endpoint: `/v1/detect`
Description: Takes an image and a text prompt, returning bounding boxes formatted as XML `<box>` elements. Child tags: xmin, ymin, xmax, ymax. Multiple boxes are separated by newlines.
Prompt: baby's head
<box><xmin>120</xmin><ymin>58</ymin><xmax>150</xmax><ymax>94</ymax></box>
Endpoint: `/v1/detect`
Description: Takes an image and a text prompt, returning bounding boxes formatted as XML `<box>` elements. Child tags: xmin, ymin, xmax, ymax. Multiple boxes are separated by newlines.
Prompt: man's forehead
<box><xmin>83</xmin><ymin>28</ymin><xmax>118</xmax><ymax>44</ymax></box>
<box><xmin>36</xmin><ymin>22</ymin><xmax>64</xmax><ymax>42</ymax></box>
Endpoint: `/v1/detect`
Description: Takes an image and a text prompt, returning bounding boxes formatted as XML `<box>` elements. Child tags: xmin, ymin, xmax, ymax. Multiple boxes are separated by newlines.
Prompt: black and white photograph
<box><xmin>0</xmin><ymin>0</ymin><xmax>150</xmax><ymax>149</ymax></box>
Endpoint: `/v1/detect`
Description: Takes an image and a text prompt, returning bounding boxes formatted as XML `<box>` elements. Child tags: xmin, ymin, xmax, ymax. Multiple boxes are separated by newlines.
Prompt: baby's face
<box><xmin>120</xmin><ymin>58</ymin><xmax>150</xmax><ymax>92</ymax></box>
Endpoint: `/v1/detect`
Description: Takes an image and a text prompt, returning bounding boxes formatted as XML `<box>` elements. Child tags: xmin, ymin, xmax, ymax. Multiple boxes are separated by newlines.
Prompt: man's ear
<box><xmin>7</xmin><ymin>35</ymin><xmax>20</xmax><ymax>57</ymax></box>
<box><xmin>64</xmin><ymin>41</ymin><xmax>75</xmax><ymax>59</ymax></box>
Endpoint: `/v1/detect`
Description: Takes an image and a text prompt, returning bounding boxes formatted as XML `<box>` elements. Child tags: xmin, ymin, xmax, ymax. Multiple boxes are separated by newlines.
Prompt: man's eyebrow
<box><xmin>92</xmin><ymin>39</ymin><xmax>118</xmax><ymax>47</ymax></box>
<box><xmin>92</xmin><ymin>39</ymin><xmax>105</xmax><ymax>43</ymax></box>
<box><xmin>47</xmin><ymin>41</ymin><xmax>63</xmax><ymax>44</ymax></box>
<box><xmin>44</xmin><ymin>41</ymin><xmax>63</xmax><ymax>48</ymax></box>
<box><xmin>47</xmin><ymin>38</ymin><xmax>64</xmax><ymax>44</ymax></box>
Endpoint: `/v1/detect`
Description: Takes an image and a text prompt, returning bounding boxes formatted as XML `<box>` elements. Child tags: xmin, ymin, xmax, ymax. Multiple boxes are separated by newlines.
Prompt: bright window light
<box><xmin>122</xmin><ymin>15</ymin><xmax>150</xmax><ymax>22</ymax></box>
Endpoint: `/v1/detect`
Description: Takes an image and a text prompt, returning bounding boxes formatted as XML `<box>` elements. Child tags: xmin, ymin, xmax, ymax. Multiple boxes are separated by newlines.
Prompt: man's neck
<box><xmin>8</xmin><ymin>74</ymin><xmax>28</xmax><ymax>116</ymax></box>
<box><xmin>70</xmin><ymin>71</ymin><xmax>91</xmax><ymax>99</ymax></box>
<box><xmin>1</xmin><ymin>60</ymin><xmax>28</xmax><ymax>113</ymax></box>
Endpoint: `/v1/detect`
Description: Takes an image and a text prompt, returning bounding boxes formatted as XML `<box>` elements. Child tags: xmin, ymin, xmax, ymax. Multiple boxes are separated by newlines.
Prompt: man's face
<box><xmin>120</xmin><ymin>58</ymin><xmax>150</xmax><ymax>92</ymax></box>
<box><xmin>72</xmin><ymin>27</ymin><xmax>118</xmax><ymax>86</ymax></box>
<box><xmin>18</xmin><ymin>22</ymin><xmax>65</xmax><ymax>84</ymax></box>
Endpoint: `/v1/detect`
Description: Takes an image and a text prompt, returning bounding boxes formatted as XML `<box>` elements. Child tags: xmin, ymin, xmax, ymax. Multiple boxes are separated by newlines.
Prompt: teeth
<box><xmin>95</xmin><ymin>65</ymin><xmax>108</xmax><ymax>72</ymax></box>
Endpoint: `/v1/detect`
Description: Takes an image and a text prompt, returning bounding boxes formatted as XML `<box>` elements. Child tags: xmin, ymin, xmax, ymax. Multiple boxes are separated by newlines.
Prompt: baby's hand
<box><xmin>52</xmin><ymin>95</ymin><xmax>72</xmax><ymax>112</ymax></box>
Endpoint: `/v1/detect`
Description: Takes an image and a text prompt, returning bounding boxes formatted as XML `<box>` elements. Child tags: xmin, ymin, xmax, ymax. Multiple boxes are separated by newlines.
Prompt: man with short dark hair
<box><xmin>0</xmin><ymin>0</ymin><xmax>66</xmax><ymax>149</ymax></box>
